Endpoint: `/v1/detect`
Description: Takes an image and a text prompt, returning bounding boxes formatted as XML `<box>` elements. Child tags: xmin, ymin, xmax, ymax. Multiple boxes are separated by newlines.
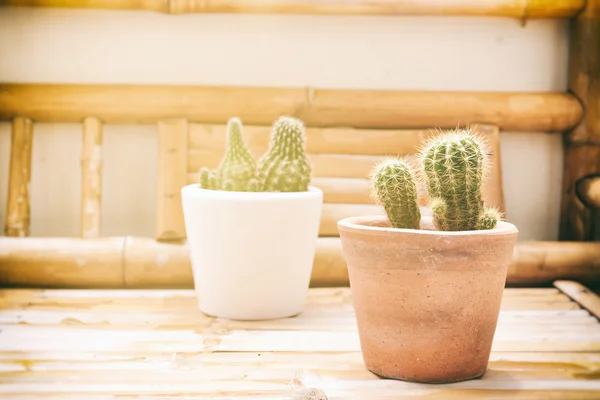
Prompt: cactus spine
<box><xmin>419</xmin><ymin>128</ymin><xmax>499</xmax><ymax>231</ymax></box>
<box><xmin>196</xmin><ymin>116</ymin><xmax>311</xmax><ymax>193</ymax></box>
<box><xmin>253</xmin><ymin>116</ymin><xmax>312</xmax><ymax>192</ymax></box>
<box><xmin>371</xmin><ymin>158</ymin><xmax>421</xmax><ymax>230</ymax></box>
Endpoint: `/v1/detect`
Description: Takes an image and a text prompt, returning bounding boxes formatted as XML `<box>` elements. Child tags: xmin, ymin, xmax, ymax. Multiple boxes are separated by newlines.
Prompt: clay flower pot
<box><xmin>337</xmin><ymin>215</ymin><xmax>519</xmax><ymax>384</ymax></box>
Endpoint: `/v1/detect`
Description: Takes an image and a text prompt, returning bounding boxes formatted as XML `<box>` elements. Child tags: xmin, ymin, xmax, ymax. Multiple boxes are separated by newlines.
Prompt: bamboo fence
<box><xmin>0</xmin><ymin>0</ymin><xmax>598</xmax><ymax>288</ymax></box>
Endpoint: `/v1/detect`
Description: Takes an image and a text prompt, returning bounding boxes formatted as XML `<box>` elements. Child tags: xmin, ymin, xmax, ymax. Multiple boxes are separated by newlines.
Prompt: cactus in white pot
<box><xmin>181</xmin><ymin>115</ymin><xmax>323</xmax><ymax>321</ymax></box>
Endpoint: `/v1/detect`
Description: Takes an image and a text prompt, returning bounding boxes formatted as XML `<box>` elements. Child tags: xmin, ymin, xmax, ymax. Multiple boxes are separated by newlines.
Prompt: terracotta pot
<box><xmin>337</xmin><ymin>215</ymin><xmax>519</xmax><ymax>383</ymax></box>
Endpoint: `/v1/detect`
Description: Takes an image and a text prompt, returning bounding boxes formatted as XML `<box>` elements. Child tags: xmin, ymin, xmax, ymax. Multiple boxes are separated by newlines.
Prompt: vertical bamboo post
<box><xmin>559</xmin><ymin>0</ymin><xmax>600</xmax><ymax>241</ymax></box>
<box><xmin>5</xmin><ymin>117</ymin><xmax>34</xmax><ymax>237</ymax></box>
<box><xmin>156</xmin><ymin>118</ymin><xmax>188</xmax><ymax>242</ymax></box>
<box><xmin>80</xmin><ymin>117</ymin><xmax>103</xmax><ymax>238</ymax></box>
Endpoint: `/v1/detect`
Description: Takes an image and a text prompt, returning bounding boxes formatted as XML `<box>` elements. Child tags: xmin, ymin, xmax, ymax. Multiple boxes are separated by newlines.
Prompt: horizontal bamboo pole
<box><xmin>1</xmin><ymin>0</ymin><xmax>585</xmax><ymax>18</ymax></box>
<box><xmin>1</xmin><ymin>236</ymin><xmax>599</xmax><ymax>289</ymax></box>
<box><xmin>0</xmin><ymin>84</ymin><xmax>583</xmax><ymax>132</ymax></box>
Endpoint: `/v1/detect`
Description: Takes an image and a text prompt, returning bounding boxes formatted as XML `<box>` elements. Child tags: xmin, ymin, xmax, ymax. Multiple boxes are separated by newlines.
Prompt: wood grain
<box><xmin>80</xmin><ymin>117</ymin><xmax>103</xmax><ymax>238</ymax></box>
<box><xmin>0</xmin><ymin>284</ymin><xmax>598</xmax><ymax>398</ymax></box>
<box><xmin>1</xmin><ymin>0</ymin><xmax>585</xmax><ymax>18</ymax></box>
<box><xmin>1</xmin><ymin>236</ymin><xmax>599</xmax><ymax>289</ymax></box>
<box><xmin>4</xmin><ymin>117</ymin><xmax>33</xmax><ymax>237</ymax></box>
<box><xmin>0</xmin><ymin>84</ymin><xmax>583</xmax><ymax>132</ymax></box>
<box><xmin>156</xmin><ymin>119</ymin><xmax>188</xmax><ymax>242</ymax></box>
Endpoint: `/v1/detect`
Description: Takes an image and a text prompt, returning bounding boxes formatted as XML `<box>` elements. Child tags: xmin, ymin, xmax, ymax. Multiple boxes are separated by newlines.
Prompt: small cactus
<box><xmin>370</xmin><ymin>158</ymin><xmax>421</xmax><ymax>229</ymax></box>
<box><xmin>196</xmin><ymin>116</ymin><xmax>312</xmax><ymax>193</ymax></box>
<box><xmin>419</xmin><ymin>127</ymin><xmax>499</xmax><ymax>231</ymax></box>
<box><xmin>215</xmin><ymin>117</ymin><xmax>257</xmax><ymax>191</ymax></box>
<box><xmin>368</xmin><ymin>127</ymin><xmax>500</xmax><ymax>231</ymax></box>
<box><xmin>253</xmin><ymin>116</ymin><xmax>312</xmax><ymax>192</ymax></box>
<box><xmin>198</xmin><ymin>167</ymin><xmax>217</xmax><ymax>190</ymax></box>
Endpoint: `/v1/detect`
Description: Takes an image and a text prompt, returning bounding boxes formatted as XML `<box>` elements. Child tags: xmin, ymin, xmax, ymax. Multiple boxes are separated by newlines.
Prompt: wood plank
<box><xmin>1</xmin><ymin>237</ymin><xmax>600</xmax><ymax>288</ymax></box>
<box><xmin>555</xmin><ymin>280</ymin><xmax>600</xmax><ymax>320</ymax></box>
<box><xmin>559</xmin><ymin>0</ymin><xmax>600</xmax><ymax>240</ymax></box>
<box><xmin>1</xmin><ymin>0</ymin><xmax>585</xmax><ymax>18</ymax></box>
<box><xmin>80</xmin><ymin>117</ymin><xmax>103</xmax><ymax>238</ymax></box>
<box><xmin>4</xmin><ymin>117</ymin><xmax>33</xmax><ymax>237</ymax></box>
<box><xmin>0</xmin><ymin>84</ymin><xmax>583</xmax><ymax>132</ymax></box>
<box><xmin>155</xmin><ymin>118</ymin><xmax>188</xmax><ymax>241</ymax></box>
<box><xmin>0</xmin><ymin>286</ymin><xmax>599</xmax><ymax>397</ymax></box>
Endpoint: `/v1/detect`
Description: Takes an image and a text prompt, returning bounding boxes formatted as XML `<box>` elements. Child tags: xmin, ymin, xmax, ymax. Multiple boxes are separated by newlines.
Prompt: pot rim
<box><xmin>181</xmin><ymin>183</ymin><xmax>323</xmax><ymax>201</ymax></box>
<box><xmin>338</xmin><ymin>215</ymin><xmax>518</xmax><ymax>237</ymax></box>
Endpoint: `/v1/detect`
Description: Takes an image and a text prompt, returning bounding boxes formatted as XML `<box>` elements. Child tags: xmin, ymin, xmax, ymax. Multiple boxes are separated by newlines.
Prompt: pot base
<box><xmin>198</xmin><ymin>300</ymin><xmax>304</xmax><ymax>321</ymax></box>
<box><xmin>366</xmin><ymin>363</ymin><xmax>487</xmax><ymax>384</ymax></box>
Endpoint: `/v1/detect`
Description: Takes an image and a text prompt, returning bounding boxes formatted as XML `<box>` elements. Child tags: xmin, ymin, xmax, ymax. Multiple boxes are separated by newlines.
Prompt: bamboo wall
<box><xmin>0</xmin><ymin>3</ymin><xmax>598</xmax><ymax>288</ymax></box>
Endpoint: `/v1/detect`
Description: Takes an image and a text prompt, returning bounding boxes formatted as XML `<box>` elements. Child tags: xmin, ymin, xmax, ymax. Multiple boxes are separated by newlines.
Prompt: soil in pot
<box><xmin>337</xmin><ymin>215</ymin><xmax>519</xmax><ymax>384</ymax></box>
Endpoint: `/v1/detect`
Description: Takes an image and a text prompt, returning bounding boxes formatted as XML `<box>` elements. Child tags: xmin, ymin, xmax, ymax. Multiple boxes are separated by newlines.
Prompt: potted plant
<box><xmin>337</xmin><ymin>128</ymin><xmax>519</xmax><ymax>383</ymax></box>
<box><xmin>181</xmin><ymin>116</ymin><xmax>323</xmax><ymax>320</ymax></box>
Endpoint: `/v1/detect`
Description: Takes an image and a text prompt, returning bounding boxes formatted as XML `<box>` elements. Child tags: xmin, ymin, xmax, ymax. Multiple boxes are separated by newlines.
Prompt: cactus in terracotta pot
<box><xmin>369</xmin><ymin>127</ymin><xmax>500</xmax><ymax>231</ymax></box>
<box><xmin>419</xmin><ymin>128</ymin><xmax>500</xmax><ymax>231</ymax></box>
<box><xmin>370</xmin><ymin>158</ymin><xmax>421</xmax><ymax>230</ymax></box>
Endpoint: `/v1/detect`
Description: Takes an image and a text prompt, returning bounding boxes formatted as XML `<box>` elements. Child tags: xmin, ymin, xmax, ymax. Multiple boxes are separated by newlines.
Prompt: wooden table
<box><xmin>1</xmin><ymin>280</ymin><xmax>600</xmax><ymax>399</ymax></box>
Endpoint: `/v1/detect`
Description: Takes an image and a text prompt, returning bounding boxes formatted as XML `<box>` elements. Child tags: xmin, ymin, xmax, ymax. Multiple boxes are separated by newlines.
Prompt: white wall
<box><xmin>0</xmin><ymin>7</ymin><xmax>568</xmax><ymax>241</ymax></box>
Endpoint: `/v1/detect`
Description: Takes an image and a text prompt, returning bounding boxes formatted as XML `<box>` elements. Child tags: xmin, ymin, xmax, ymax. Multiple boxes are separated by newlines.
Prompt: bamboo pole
<box><xmin>0</xmin><ymin>84</ymin><xmax>583</xmax><ymax>132</ymax></box>
<box><xmin>0</xmin><ymin>0</ymin><xmax>585</xmax><ymax>18</ymax></box>
<box><xmin>156</xmin><ymin>119</ymin><xmax>188</xmax><ymax>242</ymax></box>
<box><xmin>0</xmin><ymin>237</ymin><xmax>124</xmax><ymax>288</ymax></box>
<box><xmin>577</xmin><ymin>176</ymin><xmax>600</xmax><ymax>209</ymax></box>
<box><xmin>559</xmin><ymin>0</ymin><xmax>600</xmax><ymax>241</ymax></box>
<box><xmin>1</xmin><ymin>236</ymin><xmax>599</xmax><ymax>289</ymax></box>
<box><xmin>80</xmin><ymin>117</ymin><xmax>103</xmax><ymax>238</ymax></box>
<box><xmin>4</xmin><ymin>117</ymin><xmax>33</xmax><ymax>237</ymax></box>
<box><xmin>554</xmin><ymin>280</ymin><xmax>600</xmax><ymax>320</ymax></box>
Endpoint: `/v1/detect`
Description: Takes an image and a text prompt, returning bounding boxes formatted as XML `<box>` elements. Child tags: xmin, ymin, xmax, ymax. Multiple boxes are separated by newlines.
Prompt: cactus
<box><xmin>196</xmin><ymin>116</ymin><xmax>312</xmax><ymax>193</ymax></box>
<box><xmin>215</xmin><ymin>117</ymin><xmax>257</xmax><ymax>191</ymax></box>
<box><xmin>370</xmin><ymin>158</ymin><xmax>421</xmax><ymax>230</ymax></box>
<box><xmin>367</xmin><ymin>127</ymin><xmax>500</xmax><ymax>231</ymax></box>
<box><xmin>199</xmin><ymin>167</ymin><xmax>217</xmax><ymax>190</ymax></box>
<box><xmin>253</xmin><ymin>116</ymin><xmax>311</xmax><ymax>192</ymax></box>
<box><xmin>419</xmin><ymin>127</ymin><xmax>499</xmax><ymax>231</ymax></box>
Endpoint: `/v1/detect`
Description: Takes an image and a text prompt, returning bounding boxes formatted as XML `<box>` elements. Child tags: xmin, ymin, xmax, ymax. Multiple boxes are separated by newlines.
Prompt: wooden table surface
<box><xmin>1</xmin><ymin>280</ymin><xmax>600</xmax><ymax>399</ymax></box>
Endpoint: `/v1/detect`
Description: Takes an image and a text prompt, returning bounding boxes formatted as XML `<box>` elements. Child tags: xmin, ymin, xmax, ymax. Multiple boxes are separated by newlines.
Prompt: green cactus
<box><xmin>370</xmin><ymin>158</ymin><xmax>421</xmax><ymax>230</ymax></box>
<box><xmin>253</xmin><ymin>116</ymin><xmax>311</xmax><ymax>192</ymax></box>
<box><xmin>199</xmin><ymin>167</ymin><xmax>217</xmax><ymax>190</ymax></box>
<box><xmin>419</xmin><ymin>128</ymin><xmax>499</xmax><ymax>231</ymax></box>
<box><xmin>215</xmin><ymin>117</ymin><xmax>257</xmax><ymax>191</ymax></box>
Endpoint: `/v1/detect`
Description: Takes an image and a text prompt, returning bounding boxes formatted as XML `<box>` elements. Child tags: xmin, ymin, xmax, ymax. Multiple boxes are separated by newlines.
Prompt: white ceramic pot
<box><xmin>181</xmin><ymin>184</ymin><xmax>323</xmax><ymax>320</ymax></box>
